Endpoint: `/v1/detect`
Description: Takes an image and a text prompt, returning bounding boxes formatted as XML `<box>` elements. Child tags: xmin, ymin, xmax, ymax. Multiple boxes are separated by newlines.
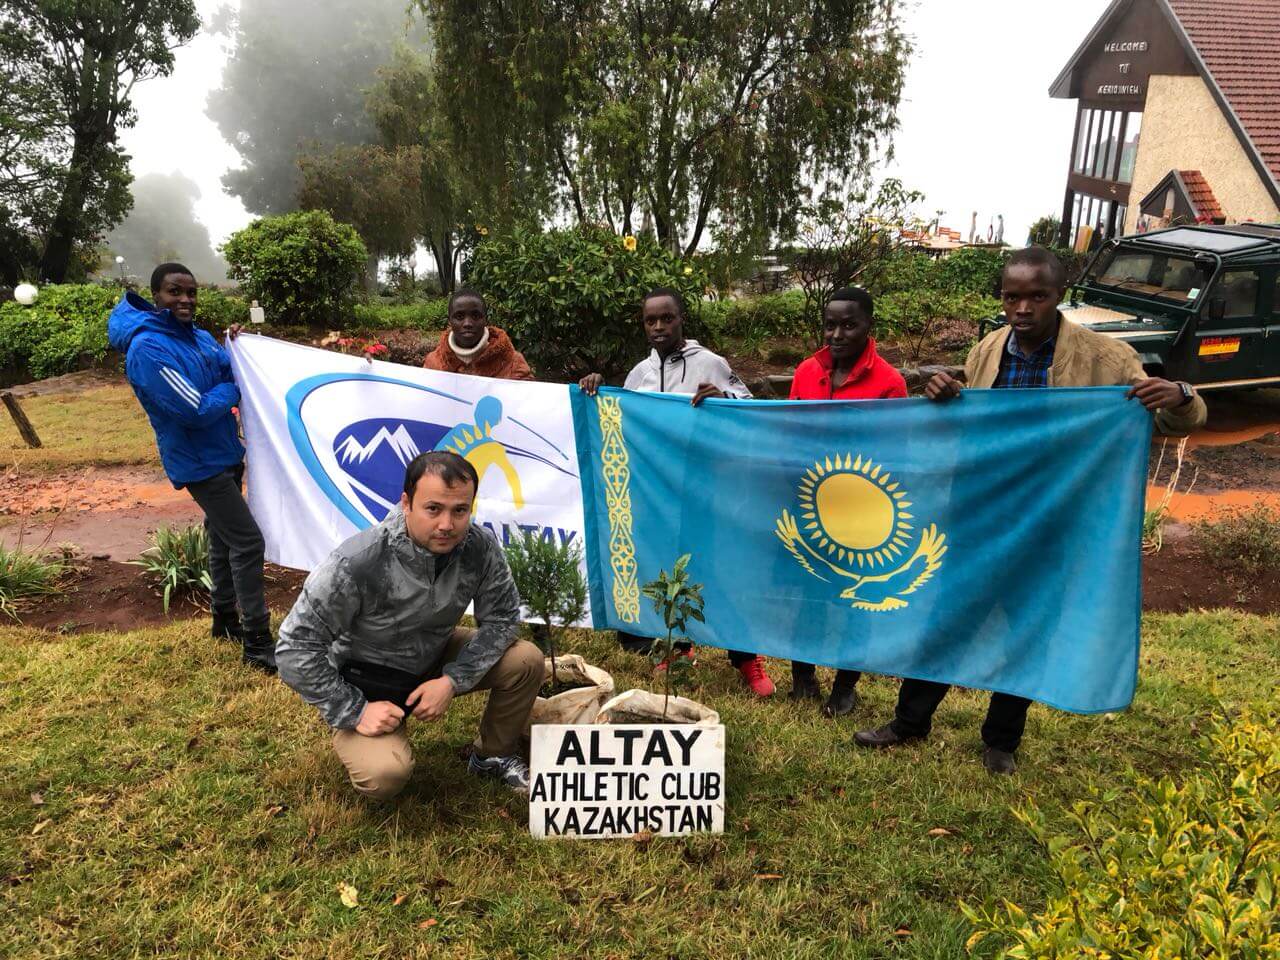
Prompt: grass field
<box><xmin>1</xmin><ymin>385</ymin><xmax>157</xmax><ymax>473</ymax></box>
<box><xmin>1</xmin><ymin>612</ymin><xmax>1276</xmax><ymax>958</ymax></box>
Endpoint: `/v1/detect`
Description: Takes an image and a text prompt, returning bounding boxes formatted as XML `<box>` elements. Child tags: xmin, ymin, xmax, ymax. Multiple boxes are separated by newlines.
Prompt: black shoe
<box><xmin>852</xmin><ymin>723</ymin><xmax>922</xmax><ymax>748</ymax></box>
<box><xmin>983</xmin><ymin>747</ymin><xmax>1017</xmax><ymax>775</ymax></box>
<box><xmin>211</xmin><ymin>607</ymin><xmax>242</xmax><ymax>643</ymax></box>
<box><xmin>242</xmin><ymin>628</ymin><xmax>278</xmax><ymax>674</ymax></box>
<box><xmin>822</xmin><ymin>685</ymin><xmax>859</xmax><ymax>718</ymax></box>
<box><xmin>789</xmin><ymin>673</ymin><xmax>822</xmax><ymax>701</ymax></box>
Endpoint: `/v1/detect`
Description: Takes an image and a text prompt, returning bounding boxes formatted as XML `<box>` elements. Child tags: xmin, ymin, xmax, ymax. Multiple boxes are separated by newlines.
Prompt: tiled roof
<box><xmin>1167</xmin><ymin>0</ymin><xmax>1280</xmax><ymax>187</ymax></box>
<box><xmin>1178</xmin><ymin>169</ymin><xmax>1225</xmax><ymax>221</ymax></box>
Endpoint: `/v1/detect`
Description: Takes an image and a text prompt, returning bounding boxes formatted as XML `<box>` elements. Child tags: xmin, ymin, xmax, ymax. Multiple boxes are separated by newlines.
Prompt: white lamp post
<box><xmin>114</xmin><ymin>255</ymin><xmax>126</xmax><ymax>282</ymax></box>
<box><xmin>14</xmin><ymin>283</ymin><xmax>38</xmax><ymax>305</ymax></box>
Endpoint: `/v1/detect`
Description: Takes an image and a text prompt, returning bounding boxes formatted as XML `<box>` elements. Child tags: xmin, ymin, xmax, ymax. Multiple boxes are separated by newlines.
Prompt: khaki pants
<box><xmin>331</xmin><ymin>629</ymin><xmax>543</xmax><ymax>801</ymax></box>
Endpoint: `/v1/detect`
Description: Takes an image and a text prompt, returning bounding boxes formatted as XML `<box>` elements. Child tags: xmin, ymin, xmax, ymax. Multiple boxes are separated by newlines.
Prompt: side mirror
<box><xmin>1207</xmin><ymin>297</ymin><xmax>1226</xmax><ymax>322</ymax></box>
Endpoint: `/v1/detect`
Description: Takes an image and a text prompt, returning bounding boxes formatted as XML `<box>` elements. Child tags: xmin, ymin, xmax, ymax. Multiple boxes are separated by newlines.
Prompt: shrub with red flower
<box><xmin>332</xmin><ymin>336</ymin><xmax>389</xmax><ymax>358</ymax></box>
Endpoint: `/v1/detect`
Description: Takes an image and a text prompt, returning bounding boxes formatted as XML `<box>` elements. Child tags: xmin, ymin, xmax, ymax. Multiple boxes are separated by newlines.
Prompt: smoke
<box><xmin>103</xmin><ymin>172</ymin><xmax>228</xmax><ymax>285</ymax></box>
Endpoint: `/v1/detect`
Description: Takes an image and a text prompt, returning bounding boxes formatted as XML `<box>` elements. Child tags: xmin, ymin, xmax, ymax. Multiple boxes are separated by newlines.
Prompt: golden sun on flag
<box><xmin>776</xmin><ymin>452</ymin><xmax>946</xmax><ymax>612</ymax></box>
<box><xmin>795</xmin><ymin>455</ymin><xmax>914</xmax><ymax>571</ymax></box>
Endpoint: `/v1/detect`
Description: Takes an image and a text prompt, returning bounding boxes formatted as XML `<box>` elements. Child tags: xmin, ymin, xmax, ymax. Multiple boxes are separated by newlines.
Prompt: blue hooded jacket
<box><xmin>107</xmin><ymin>291</ymin><xmax>244</xmax><ymax>487</ymax></box>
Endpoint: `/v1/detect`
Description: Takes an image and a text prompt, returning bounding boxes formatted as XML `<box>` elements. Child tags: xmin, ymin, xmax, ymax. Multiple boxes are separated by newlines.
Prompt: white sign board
<box><xmin>529</xmin><ymin>724</ymin><xmax>726</xmax><ymax>839</ymax></box>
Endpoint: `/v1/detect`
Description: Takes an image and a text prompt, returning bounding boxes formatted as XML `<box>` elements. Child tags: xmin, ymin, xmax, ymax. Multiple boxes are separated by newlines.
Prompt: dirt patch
<box><xmin>1181</xmin><ymin>434</ymin><xmax>1280</xmax><ymax>492</ymax></box>
<box><xmin>0</xmin><ymin>465</ymin><xmax>203</xmax><ymax>561</ymax></box>
<box><xmin>1142</xmin><ymin>535</ymin><xmax>1280</xmax><ymax>616</ymax></box>
<box><xmin>4</xmin><ymin>368</ymin><xmax>122</xmax><ymax>399</ymax></box>
<box><xmin>11</xmin><ymin>558</ymin><xmax>307</xmax><ymax>634</ymax></box>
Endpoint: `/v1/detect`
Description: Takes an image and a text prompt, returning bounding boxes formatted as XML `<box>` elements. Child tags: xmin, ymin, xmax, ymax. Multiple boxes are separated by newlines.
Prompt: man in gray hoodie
<box><xmin>276</xmin><ymin>451</ymin><xmax>542</xmax><ymax>799</ymax></box>
<box><xmin>579</xmin><ymin>287</ymin><xmax>776</xmax><ymax>698</ymax></box>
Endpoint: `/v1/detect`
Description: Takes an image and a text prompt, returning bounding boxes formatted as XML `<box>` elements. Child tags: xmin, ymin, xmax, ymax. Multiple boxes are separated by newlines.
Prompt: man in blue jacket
<box><xmin>107</xmin><ymin>263</ymin><xmax>276</xmax><ymax>672</ymax></box>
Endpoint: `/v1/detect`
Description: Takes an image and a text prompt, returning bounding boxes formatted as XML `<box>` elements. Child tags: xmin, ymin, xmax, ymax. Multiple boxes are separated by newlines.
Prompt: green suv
<box><xmin>983</xmin><ymin>224</ymin><xmax>1280</xmax><ymax>391</ymax></box>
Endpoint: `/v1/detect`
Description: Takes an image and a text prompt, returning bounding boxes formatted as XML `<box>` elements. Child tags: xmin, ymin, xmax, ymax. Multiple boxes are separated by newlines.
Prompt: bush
<box><xmin>933</xmin><ymin>247</ymin><xmax>1005</xmax><ymax>297</ymax></box>
<box><xmin>349</xmin><ymin>299</ymin><xmax>449</xmax><ymax>331</ymax></box>
<box><xmin>698</xmin><ymin>290</ymin><xmax>807</xmax><ymax>352</ymax></box>
<box><xmin>220</xmin><ymin>210</ymin><xmax>368</xmax><ymax>327</ymax></box>
<box><xmin>195</xmin><ymin>287</ymin><xmax>250</xmax><ymax>331</ymax></box>
<box><xmin>504</xmin><ymin>531</ymin><xmax>587</xmax><ymax>683</ymax></box>
<box><xmin>964</xmin><ymin>708</ymin><xmax>1280</xmax><ymax>958</ymax></box>
<box><xmin>131</xmin><ymin>524</ymin><xmax>213</xmax><ymax>613</ymax></box>
<box><xmin>0</xmin><ymin>545</ymin><xmax>64</xmax><ymax>619</ymax></box>
<box><xmin>468</xmin><ymin>226</ymin><xmax>707</xmax><ymax>381</ymax></box>
<box><xmin>0</xmin><ymin>284</ymin><xmax>118</xmax><ymax>380</ymax></box>
<box><xmin>1194</xmin><ymin>505</ymin><xmax>1280</xmax><ymax>576</ymax></box>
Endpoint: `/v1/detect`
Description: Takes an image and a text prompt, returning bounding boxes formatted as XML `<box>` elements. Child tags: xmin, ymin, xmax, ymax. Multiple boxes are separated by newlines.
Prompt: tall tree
<box><xmin>1</xmin><ymin>0</ymin><xmax>199</xmax><ymax>282</ymax></box>
<box><xmin>365</xmin><ymin>47</ymin><xmax>475</xmax><ymax>293</ymax></box>
<box><xmin>207</xmin><ymin>0</ymin><xmax>412</xmax><ymax>217</ymax></box>
<box><xmin>420</xmin><ymin>0</ymin><xmax>910</xmax><ymax>254</ymax></box>
<box><xmin>297</xmin><ymin>142</ymin><xmax>423</xmax><ymax>287</ymax></box>
<box><xmin>104</xmin><ymin>172</ymin><xmax>229</xmax><ymax>284</ymax></box>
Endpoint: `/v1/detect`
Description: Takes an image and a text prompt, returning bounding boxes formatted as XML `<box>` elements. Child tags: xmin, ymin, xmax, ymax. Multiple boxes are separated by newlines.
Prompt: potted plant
<box><xmin>505</xmin><ymin>531</ymin><xmax>614</xmax><ymax>725</ymax></box>
<box><xmin>598</xmin><ymin>554</ymin><xmax>719</xmax><ymax>725</ymax></box>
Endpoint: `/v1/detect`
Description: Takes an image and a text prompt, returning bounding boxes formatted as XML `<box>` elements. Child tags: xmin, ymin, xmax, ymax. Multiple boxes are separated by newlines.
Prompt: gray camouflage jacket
<box><xmin>276</xmin><ymin>511</ymin><xmax>521</xmax><ymax>730</ymax></box>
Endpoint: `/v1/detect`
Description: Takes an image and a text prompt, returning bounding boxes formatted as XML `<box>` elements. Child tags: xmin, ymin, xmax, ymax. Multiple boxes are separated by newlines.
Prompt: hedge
<box><xmin>0</xmin><ymin>285</ymin><xmax>118</xmax><ymax>380</ymax></box>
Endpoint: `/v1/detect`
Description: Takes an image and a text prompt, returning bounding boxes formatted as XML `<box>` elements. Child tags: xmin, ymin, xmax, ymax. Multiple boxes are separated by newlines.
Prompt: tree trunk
<box><xmin>38</xmin><ymin>136</ymin><xmax>98</xmax><ymax>283</ymax></box>
<box><xmin>429</xmin><ymin>233</ymin><xmax>455</xmax><ymax>295</ymax></box>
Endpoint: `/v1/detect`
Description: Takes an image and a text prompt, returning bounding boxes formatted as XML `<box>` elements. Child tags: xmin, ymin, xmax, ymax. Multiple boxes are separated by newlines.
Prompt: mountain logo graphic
<box><xmin>332</xmin><ymin>418</ymin><xmax>451</xmax><ymax>520</ymax></box>
<box><xmin>286</xmin><ymin>372</ymin><xmax>577</xmax><ymax>530</ymax></box>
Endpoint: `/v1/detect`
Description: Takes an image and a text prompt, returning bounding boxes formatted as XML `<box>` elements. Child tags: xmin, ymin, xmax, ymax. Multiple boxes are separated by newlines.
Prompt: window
<box><xmin>1217</xmin><ymin>270</ymin><xmax>1261</xmax><ymax>319</ymax></box>
<box><xmin>1073</xmin><ymin>108</ymin><xmax>1135</xmax><ymax>182</ymax></box>
<box><xmin>1274</xmin><ymin>274</ymin><xmax>1280</xmax><ymax>317</ymax></box>
<box><xmin>1103</xmin><ymin>116</ymin><xmax>1122</xmax><ymax>181</ymax></box>
<box><xmin>1118</xmin><ymin>112</ymin><xmax>1142</xmax><ymax>183</ymax></box>
<box><xmin>1092</xmin><ymin>112</ymin><xmax>1114</xmax><ymax>178</ymax></box>
<box><xmin>1074</xmin><ymin>109</ymin><xmax>1092</xmax><ymax>174</ymax></box>
<box><xmin>1088</xmin><ymin>249</ymin><xmax>1210</xmax><ymax>303</ymax></box>
<box><xmin>1071</xmin><ymin>194</ymin><xmax>1084</xmax><ymax>238</ymax></box>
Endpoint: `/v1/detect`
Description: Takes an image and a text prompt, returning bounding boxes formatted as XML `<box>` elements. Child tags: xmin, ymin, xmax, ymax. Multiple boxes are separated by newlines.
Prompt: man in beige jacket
<box><xmin>854</xmin><ymin>246</ymin><xmax>1206</xmax><ymax>775</ymax></box>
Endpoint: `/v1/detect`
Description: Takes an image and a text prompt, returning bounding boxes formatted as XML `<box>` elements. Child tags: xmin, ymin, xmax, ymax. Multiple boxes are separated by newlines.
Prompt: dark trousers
<box><xmin>791</xmin><ymin>661</ymin><xmax>861</xmax><ymax>691</ymax></box>
<box><xmin>616</xmin><ymin>631</ymin><xmax>756</xmax><ymax>668</ymax></box>
<box><xmin>186</xmin><ymin>465</ymin><xmax>269</xmax><ymax>633</ymax></box>
<box><xmin>891</xmin><ymin>678</ymin><xmax>1032</xmax><ymax>753</ymax></box>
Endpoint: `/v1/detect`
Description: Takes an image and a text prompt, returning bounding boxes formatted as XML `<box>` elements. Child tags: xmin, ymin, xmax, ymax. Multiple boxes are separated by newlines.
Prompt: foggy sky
<box><xmin>119</xmin><ymin>0</ymin><xmax>1114</xmax><ymax>255</ymax></box>
<box><xmin>102</xmin><ymin>172</ymin><xmax>228</xmax><ymax>284</ymax></box>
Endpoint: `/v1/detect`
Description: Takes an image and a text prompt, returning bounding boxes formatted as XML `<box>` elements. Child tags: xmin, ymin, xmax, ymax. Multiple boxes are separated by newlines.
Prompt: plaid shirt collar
<box><xmin>995</xmin><ymin>323</ymin><xmax>1058</xmax><ymax>389</ymax></box>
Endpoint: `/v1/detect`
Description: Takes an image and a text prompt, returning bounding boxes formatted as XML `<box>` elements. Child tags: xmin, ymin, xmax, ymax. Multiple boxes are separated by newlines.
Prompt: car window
<box><xmin>1091</xmin><ymin>249</ymin><xmax>1208</xmax><ymax>303</ymax></box>
<box><xmin>1217</xmin><ymin>270</ymin><xmax>1261</xmax><ymax>319</ymax></box>
<box><xmin>1274</xmin><ymin>274</ymin><xmax>1280</xmax><ymax>317</ymax></box>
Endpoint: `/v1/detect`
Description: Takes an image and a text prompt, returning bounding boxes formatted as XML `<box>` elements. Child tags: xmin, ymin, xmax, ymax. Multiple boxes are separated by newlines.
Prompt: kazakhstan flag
<box><xmin>572</xmin><ymin>387</ymin><xmax>1152</xmax><ymax>714</ymax></box>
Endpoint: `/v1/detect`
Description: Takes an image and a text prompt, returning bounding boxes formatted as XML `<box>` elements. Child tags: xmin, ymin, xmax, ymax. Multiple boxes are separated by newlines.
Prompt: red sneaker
<box><xmin>736</xmin><ymin>656</ymin><xmax>775</xmax><ymax>697</ymax></box>
<box><xmin>654</xmin><ymin>647</ymin><xmax>697</xmax><ymax>672</ymax></box>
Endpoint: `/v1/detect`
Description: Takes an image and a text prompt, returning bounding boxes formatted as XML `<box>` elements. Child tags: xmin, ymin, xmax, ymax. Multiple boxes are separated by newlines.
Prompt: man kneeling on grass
<box><xmin>276</xmin><ymin>451</ymin><xmax>542</xmax><ymax>799</ymax></box>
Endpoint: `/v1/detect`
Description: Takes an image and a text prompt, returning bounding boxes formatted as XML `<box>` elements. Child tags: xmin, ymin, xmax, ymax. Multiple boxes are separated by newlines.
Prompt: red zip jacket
<box><xmin>789</xmin><ymin>339</ymin><xmax>907</xmax><ymax>400</ymax></box>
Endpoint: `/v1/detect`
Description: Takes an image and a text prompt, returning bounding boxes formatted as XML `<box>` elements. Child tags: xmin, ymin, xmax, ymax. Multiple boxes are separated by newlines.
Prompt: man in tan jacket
<box><xmin>854</xmin><ymin>246</ymin><xmax>1206</xmax><ymax>775</ymax></box>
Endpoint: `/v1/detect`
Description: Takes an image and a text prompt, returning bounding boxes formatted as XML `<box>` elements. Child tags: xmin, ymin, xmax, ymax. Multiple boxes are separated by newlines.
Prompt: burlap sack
<box><xmin>596</xmin><ymin>688</ymin><xmax>720</xmax><ymax>726</ymax></box>
<box><xmin>528</xmin><ymin>654</ymin><xmax>615</xmax><ymax>726</ymax></box>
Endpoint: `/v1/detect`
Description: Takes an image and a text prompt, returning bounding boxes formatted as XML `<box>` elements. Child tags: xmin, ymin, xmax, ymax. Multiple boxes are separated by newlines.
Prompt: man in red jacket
<box><xmin>787</xmin><ymin>286</ymin><xmax>907</xmax><ymax>717</ymax></box>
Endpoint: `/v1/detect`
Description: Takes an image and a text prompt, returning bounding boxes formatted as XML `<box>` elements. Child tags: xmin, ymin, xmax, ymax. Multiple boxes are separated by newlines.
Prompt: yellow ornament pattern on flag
<box><xmin>597</xmin><ymin>396</ymin><xmax>640</xmax><ymax>622</ymax></box>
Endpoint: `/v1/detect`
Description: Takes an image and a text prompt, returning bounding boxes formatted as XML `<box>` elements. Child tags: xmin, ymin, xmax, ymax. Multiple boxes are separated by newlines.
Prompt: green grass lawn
<box><xmin>1</xmin><ymin>613</ymin><xmax>1275</xmax><ymax>959</ymax></box>
<box><xmin>1</xmin><ymin>384</ymin><xmax>158</xmax><ymax>473</ymax></box>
